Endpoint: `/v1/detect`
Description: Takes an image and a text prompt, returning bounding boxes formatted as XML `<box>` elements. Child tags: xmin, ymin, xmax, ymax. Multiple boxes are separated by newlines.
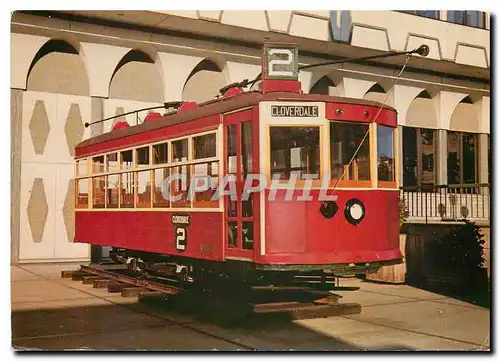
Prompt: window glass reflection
<box><xmin>270</xmin><ymin>127</ymin><xmax>320</xmax><ymax>180</ymax></box>
<box><xmin>330</xmin><ymin>122</ymin><xmax>370</xmax><ymax>181</ymax></box>
<box><xmin>377</xmin><ymin>125</ymin><xmax>395</xmax><ymax>182</ymax></box>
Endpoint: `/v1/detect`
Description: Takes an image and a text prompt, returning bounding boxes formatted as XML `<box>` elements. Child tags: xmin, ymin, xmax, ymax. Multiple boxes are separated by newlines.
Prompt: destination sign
<box><xmin>271</xmin><ymin>105</ymin><xmax>319</xmax><ymax>117</ymax></box>
<box><xmin>172</xmin><ymin>214</ymin><xmax>190</xmax><ymax>225</ymax></box>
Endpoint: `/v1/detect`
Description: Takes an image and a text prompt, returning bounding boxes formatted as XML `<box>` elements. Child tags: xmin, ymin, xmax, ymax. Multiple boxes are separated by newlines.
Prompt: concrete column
<box><xmin>79</xmin><ymin>42</ymin><xmax>131</xmax><ymax>98</ymax></box>
<box><xmin>436</xmin><ymin>129</ymin><xmax>448</xmax><ymax>185</ymax></box>
<box><xmin>338</xmin><ymin>77</ymin><xmax>376</xmax><ymax>99</ymax></box>
<box><xmin>11</xmin><ymin>33</ymin><xmax>49</xmax><ymax>90</ymax></box>
<box><xmin>157</xmin><ymin>52</ymin><xmax>205</xmax><ymax>101</ymax></box>
<box><xmin>90</xmin><ymin>96</ymin><xmax>105</xmax><ymax>262</ymax></box>
<box><xmin>11</xmin><ymin>89</ymin><xmax>23</xmax><ymax>264</ymax></box>
<box><xmin>478</xmin><ymin>133</ymin><xmax>489</xmax><ymax>184</ymax></box>
<box><xmin>90</xmin><ymin>97</ymin><xmax>104</xmax><ymax>137</ymax></box>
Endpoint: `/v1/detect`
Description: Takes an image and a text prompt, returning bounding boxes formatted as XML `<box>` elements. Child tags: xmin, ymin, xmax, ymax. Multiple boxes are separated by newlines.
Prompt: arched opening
<box><xmin>402</xmin><ymin>89</ymin><xmax>439</xmax><ymax>187</ymax></box>
<box><xmin>406</xmin><ymin>90</ymin><xmax>438</xmax><ymax>129</ymax></box>
<box><xmin>449</xmin><ymin>96</ymin><xmax>480</xmax><ymax>133</ymax></box>
<box><xmin>182</xmin><ymin>59</ymin><xmax>226</xmax><ymax>103</ymax></box>
<box><xmin>109</xmin><ymin>50</ymin><xmax>164</xmax><ymax>103</ymax></box>
<box><xmin>363</xmin><ymin>83</ymin><xmax>387</xmax><ymax>102</ymax></box>
<box><xmin>309</xmin><ymin>76</ymin><xmax>336</xmax><ymax>95</ymax></box>
<box><xmin>448</xmin><ymin>96</ymin><xmax>480</xmax><ymax>184</ymax></box>
<box><xmin>27</xmin><ymin>39</ymin><xmax>89</xmax><ymax>95</ymax></box>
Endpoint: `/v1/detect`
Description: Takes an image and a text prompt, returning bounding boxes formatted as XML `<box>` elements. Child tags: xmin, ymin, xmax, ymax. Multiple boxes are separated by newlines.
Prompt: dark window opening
<box><xmin>447</xmin><ymin>11</ymin><xmax>485</xmax><ymax>28</ymax></box>
<box><xmin>330</xmin><ymin>122</ymin><xmax>370</xmax><ymax>181</ymax></box>
<box><xmin>447</xmin><ymin>131</ymin><xmax>477</xmax><ymax>185</ymax></box>
<box><xmin>402</xmin><ymin>127</ymin><xmax>436</xmax><ymax>187</ymax></box>
<box><xmin>270</xmin><ymin>127</ymin><xmax>320</xmax><ymax>180</ymax></box>
<box><xmin>400</xmin><ymin>10</ymin><xmax>440</xmax><ymax>19</ymax></box>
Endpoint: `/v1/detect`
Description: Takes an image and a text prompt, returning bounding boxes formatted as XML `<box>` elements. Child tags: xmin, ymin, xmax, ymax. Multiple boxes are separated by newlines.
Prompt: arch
<box><xmin>26</xmin><ymin>39</ymin><xmax>89</xmax><ymax>96</ymax></box>
<box><xmin>449</xmin><ymin>96</ymin><xmax>481</xmax><ymax>133</ymax></box>
<box><xmin>109</xmin><ymin>49</ymin><xmax>164</xmax><ymax>103</ymax></box>
<box><xmin>459</xmin><ymin>95</ymin><xmax>474</xmax><ymax>104</ymax></box>
<box><xmin>406</xmin><ymin>89</ymin><xmax>439</xmax><ymax>129</ymax></box>
<box><xmin>310</xmin><ymin>76</ymin><xmax>336</xmax><ymax>95</ymax></box>
<box><xmin>308</xmin><ymin>70</ymin><xmax>343</xmax><ymax>95</ymax></box>
<box><xmin>182</xmin><ymin>59</ymin><xmax>226</xmax><ymax>102</ymax></box>
<box><xmin>363</xmin><ymin>83</ymin><xmax>387</xmax><ymax>102</ymax></box>
<box><xmin>415</xmin><ymin>89</ymin><xmax>432</xmax><ymax>99</ymax></box>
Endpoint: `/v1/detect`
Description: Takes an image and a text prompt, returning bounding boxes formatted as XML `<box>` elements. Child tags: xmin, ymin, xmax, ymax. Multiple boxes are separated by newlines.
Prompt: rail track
<box><xmin>62</xmin><ymin>263</ymin><xmax>361</xmax><ymax>322</ymax></box>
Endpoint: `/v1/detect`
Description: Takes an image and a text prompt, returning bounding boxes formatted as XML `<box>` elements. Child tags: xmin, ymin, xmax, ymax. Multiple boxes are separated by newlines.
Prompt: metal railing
<box><xmin>400</xmin><ymin>183</ymin><xmax>490</xmax><ymax>225</ymax></box>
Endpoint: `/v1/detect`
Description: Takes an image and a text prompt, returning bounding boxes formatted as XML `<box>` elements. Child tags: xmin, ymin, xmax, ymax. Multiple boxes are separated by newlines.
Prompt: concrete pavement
<box><xmin>11</xmin><ymin>264</ymin><xmax>490</xmax><ymax>351</ymax></box>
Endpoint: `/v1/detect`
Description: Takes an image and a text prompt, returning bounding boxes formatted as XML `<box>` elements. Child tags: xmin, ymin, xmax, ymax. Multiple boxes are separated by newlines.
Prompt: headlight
<box><xmin>344</xmin><ymin>198</ymin><xmax>365</xmax><ymax>225</ymax></box>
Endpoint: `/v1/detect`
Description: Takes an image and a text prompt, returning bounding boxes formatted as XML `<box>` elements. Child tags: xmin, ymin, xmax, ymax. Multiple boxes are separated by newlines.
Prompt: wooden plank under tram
<box><xmin>63</xmin><ymin>264</ymin><xmax>362</xmax><ymax>320</ymax></box>
<box><xmin>79</xmin><ymin>265</ymin><xmax>183</xmax><ymax>296</ymax></box>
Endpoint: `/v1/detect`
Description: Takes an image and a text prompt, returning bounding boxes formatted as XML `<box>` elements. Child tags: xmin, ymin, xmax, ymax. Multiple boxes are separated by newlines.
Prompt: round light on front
<box><xmin>344</xmin><ymin>198</ymin><xmax>365</xmax><ymax>225</ymax></box>
<box><xmin>350</xmin><ymin>203</ymin><xmax>364</xmax><ymax>220</ymax></box>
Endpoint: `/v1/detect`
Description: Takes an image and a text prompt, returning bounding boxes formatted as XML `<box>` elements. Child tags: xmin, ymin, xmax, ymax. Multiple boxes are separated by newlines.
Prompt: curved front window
<box><xmin>270</xmin><ymin>126</ymin><xmax>320</xmax><ymax>180</ymax></box>
<box><xmin>330</xmin><ymin>122</ymin><xmax>371</xmax><ymax>184</ymax></box>
<box><xmin>377</xmin><ymin>125</ymin><xmax>396</xmax><ymax>185</ymax></box>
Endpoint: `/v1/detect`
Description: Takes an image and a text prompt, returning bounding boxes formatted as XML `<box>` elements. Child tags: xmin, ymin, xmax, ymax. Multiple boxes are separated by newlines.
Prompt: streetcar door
<box><xmin>224</xmin><ymin>111</ymin><xmax>257</xmax><ymax>261</ymax></box>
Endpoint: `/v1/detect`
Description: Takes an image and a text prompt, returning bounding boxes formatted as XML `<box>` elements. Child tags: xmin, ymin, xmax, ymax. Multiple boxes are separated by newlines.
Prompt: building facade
<box><xmin>10</xmin><ymin>10</ymin><xmax>490</xmax><ymax>265</ymax></box>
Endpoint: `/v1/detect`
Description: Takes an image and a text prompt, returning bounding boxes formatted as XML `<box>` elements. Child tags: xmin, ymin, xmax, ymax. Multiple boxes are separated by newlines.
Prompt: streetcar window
<box><xmin>120</xmin><ymin>172</ymin><xmax>134</xmax><ymax>208</ymax></box>
<box><xmin>242</xmin><ymin>122</ymin><xmax>253</xmax><ymax>176</ymax></box>
<box><xmin>193</xmin><ymin>161</ymin><xmax>219</xmax><ymax>208</ymax></box>
<box><xmin>270</xmin><ymin>127</ymin><xmax>320</xmax><ymax>180</ymax></box>
<box><xmin>242</xmin><ymin>122</ymin><xmax>253</xmax><ymax>217</ymax></box>
<box><xmin>92</xmin><ymin>155</ymin><xmax>105</xmax><ymax>174</ymax></box>
<box><xmin>106</xmin><ymin>153</ymin><xmax>119</xmax><ymax>173</ymax></box>
<box><xmin>193</xmin><ymin>133</ymin><xmax>216</xmax><ymax>159</ymax></box>
<box><xmin>170</xmin><ymin>164</ymin><xmax>190</xmax><ymax>208</ymax></box>
<box><xmin>76</xmin><ymin>159</ymin><xmax>88</xmax><ymax>177</ymax></box>
<box><xmin>92</xmin><ymin>176</ymin><xmax>106</xmax><ymax>208</ymax></box>
<box><xmin>136</xmin><ymin>146</ymin><xmax>150</xmax><ymax>168</ymax></box>
<box><xmin>227</xmin><ymin>124</ymin><xmax>238</xmax><ymax>216</ymax></box>
<box><xmin>242</xmin><ymin>221</ymin><xmax>254</xmax><ymax>250</ymax></box>
<box><xmin>227</xmin><ymin>125</ymin><xmax>237</xmax><ymax>174</ymax></box>
<box><xmin>172</xmin><ymin>139</ymin><xmax>188</xmax><ymax>162</ymax></box>
<box><xmin>377</xmin><ymin>125</ymin><xmax>395</xmax><ymax>182</ymax></box>
<box><xmin>75</xmin><ymin>179</ymin><xmax>89</xmax><ymax>208</ymax></box>
<box><xmin>121</xmin><ymin>150</ymin><xmax>133</xmax><ymax>171</ymax></box>
<box><xmin>228</xmin><ymin>221</ymin><xmax>238</xmax><ymax>248</ymax></box>
<box><xmin>153</xmin><ymin>142</ymin><xmax>169</xmax><ymax>164</ymax></box>
<box><xmin>330</xmin><ymin>122</ymin><xmax>370</xmax><ymax>182</ymax></box>
<box><xmin>137</xmin><ymin>170</ymin><xmax>152</xmax><ymax>208</ymax></box>
<box><xmin>107</xmin><ymin>174</ymin><xmax>119</xmax><ymax>208</ymax></box>
<box><xmin>153</xmin><ymin>168</ymin><xmax>170</xmax><ymax>208</ymax></box>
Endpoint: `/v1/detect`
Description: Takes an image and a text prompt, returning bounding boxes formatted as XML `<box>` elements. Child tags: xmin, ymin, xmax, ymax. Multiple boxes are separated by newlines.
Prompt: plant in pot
<box><xmin>427</xmin><ymin>221</ymin><xmax>487</xmax><ymax>294</ymax></box>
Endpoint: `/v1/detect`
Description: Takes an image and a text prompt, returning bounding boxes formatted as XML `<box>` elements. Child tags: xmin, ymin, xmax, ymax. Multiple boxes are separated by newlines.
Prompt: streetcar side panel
<box><xmin>74</xmin><ymin>114</ymin><xmax>226</xmax><ymax>262</ymax></box>
<box><xmin>75</xmin><ymin>211</ymin><xmax>224</xmax><ymax>261</ymax></box>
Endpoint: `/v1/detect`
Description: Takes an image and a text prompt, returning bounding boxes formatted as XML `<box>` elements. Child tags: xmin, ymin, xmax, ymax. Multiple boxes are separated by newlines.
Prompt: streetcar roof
<box><xmin>75</xmin><ymin>91</ymin><xmax>397</xmax><ymax>152</ymax></box>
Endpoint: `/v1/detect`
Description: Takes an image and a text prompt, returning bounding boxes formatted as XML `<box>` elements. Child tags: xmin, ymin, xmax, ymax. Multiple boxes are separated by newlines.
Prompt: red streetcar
<box><xmin>73</xmin><ymin>43</ymin><xmax>405</xmax><ymax>285</ymax></box>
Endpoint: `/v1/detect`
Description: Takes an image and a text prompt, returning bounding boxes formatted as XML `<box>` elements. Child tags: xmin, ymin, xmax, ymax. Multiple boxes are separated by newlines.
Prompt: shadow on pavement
<box><xmin>11</xmin><ymin>298</ymin><xmax>417</xmax><ymax>351</ymax></box>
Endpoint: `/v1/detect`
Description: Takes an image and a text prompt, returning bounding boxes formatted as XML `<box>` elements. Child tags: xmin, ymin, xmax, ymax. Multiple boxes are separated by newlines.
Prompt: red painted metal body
<box><xmin>258</xmin><ymin>189</ymin><xmax>400</xmax><ymax>265</ymax></box>
<box><xmin>74</xmin><ymin>90</ymin><xmax>402</xmax><ymax>271</ymax></box>
<box><xmin>76</xmin><ymin>211</ymin><xmax>224</xmax><ymax>261</ymax></box>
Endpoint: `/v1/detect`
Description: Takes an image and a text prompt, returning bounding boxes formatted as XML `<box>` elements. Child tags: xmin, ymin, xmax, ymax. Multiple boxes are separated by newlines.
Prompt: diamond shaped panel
<box><xmin>29</xmin><ymin>100</ymin><xmax>50</xmax><ymax>155</ymax></box>
<box><xmin>64</xmin><ymin>103</ymin><xmax>84</xmax><ymax>156</ymax></box>
<box><xmin>62</xmin><ymin>179</ymin><xmax>75</xmax><ymax>242</ymax></box>
<box><xmin>27</xmin><ymin>178</ymin><xmax>48</xmax><ymax>243</ymax></box>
